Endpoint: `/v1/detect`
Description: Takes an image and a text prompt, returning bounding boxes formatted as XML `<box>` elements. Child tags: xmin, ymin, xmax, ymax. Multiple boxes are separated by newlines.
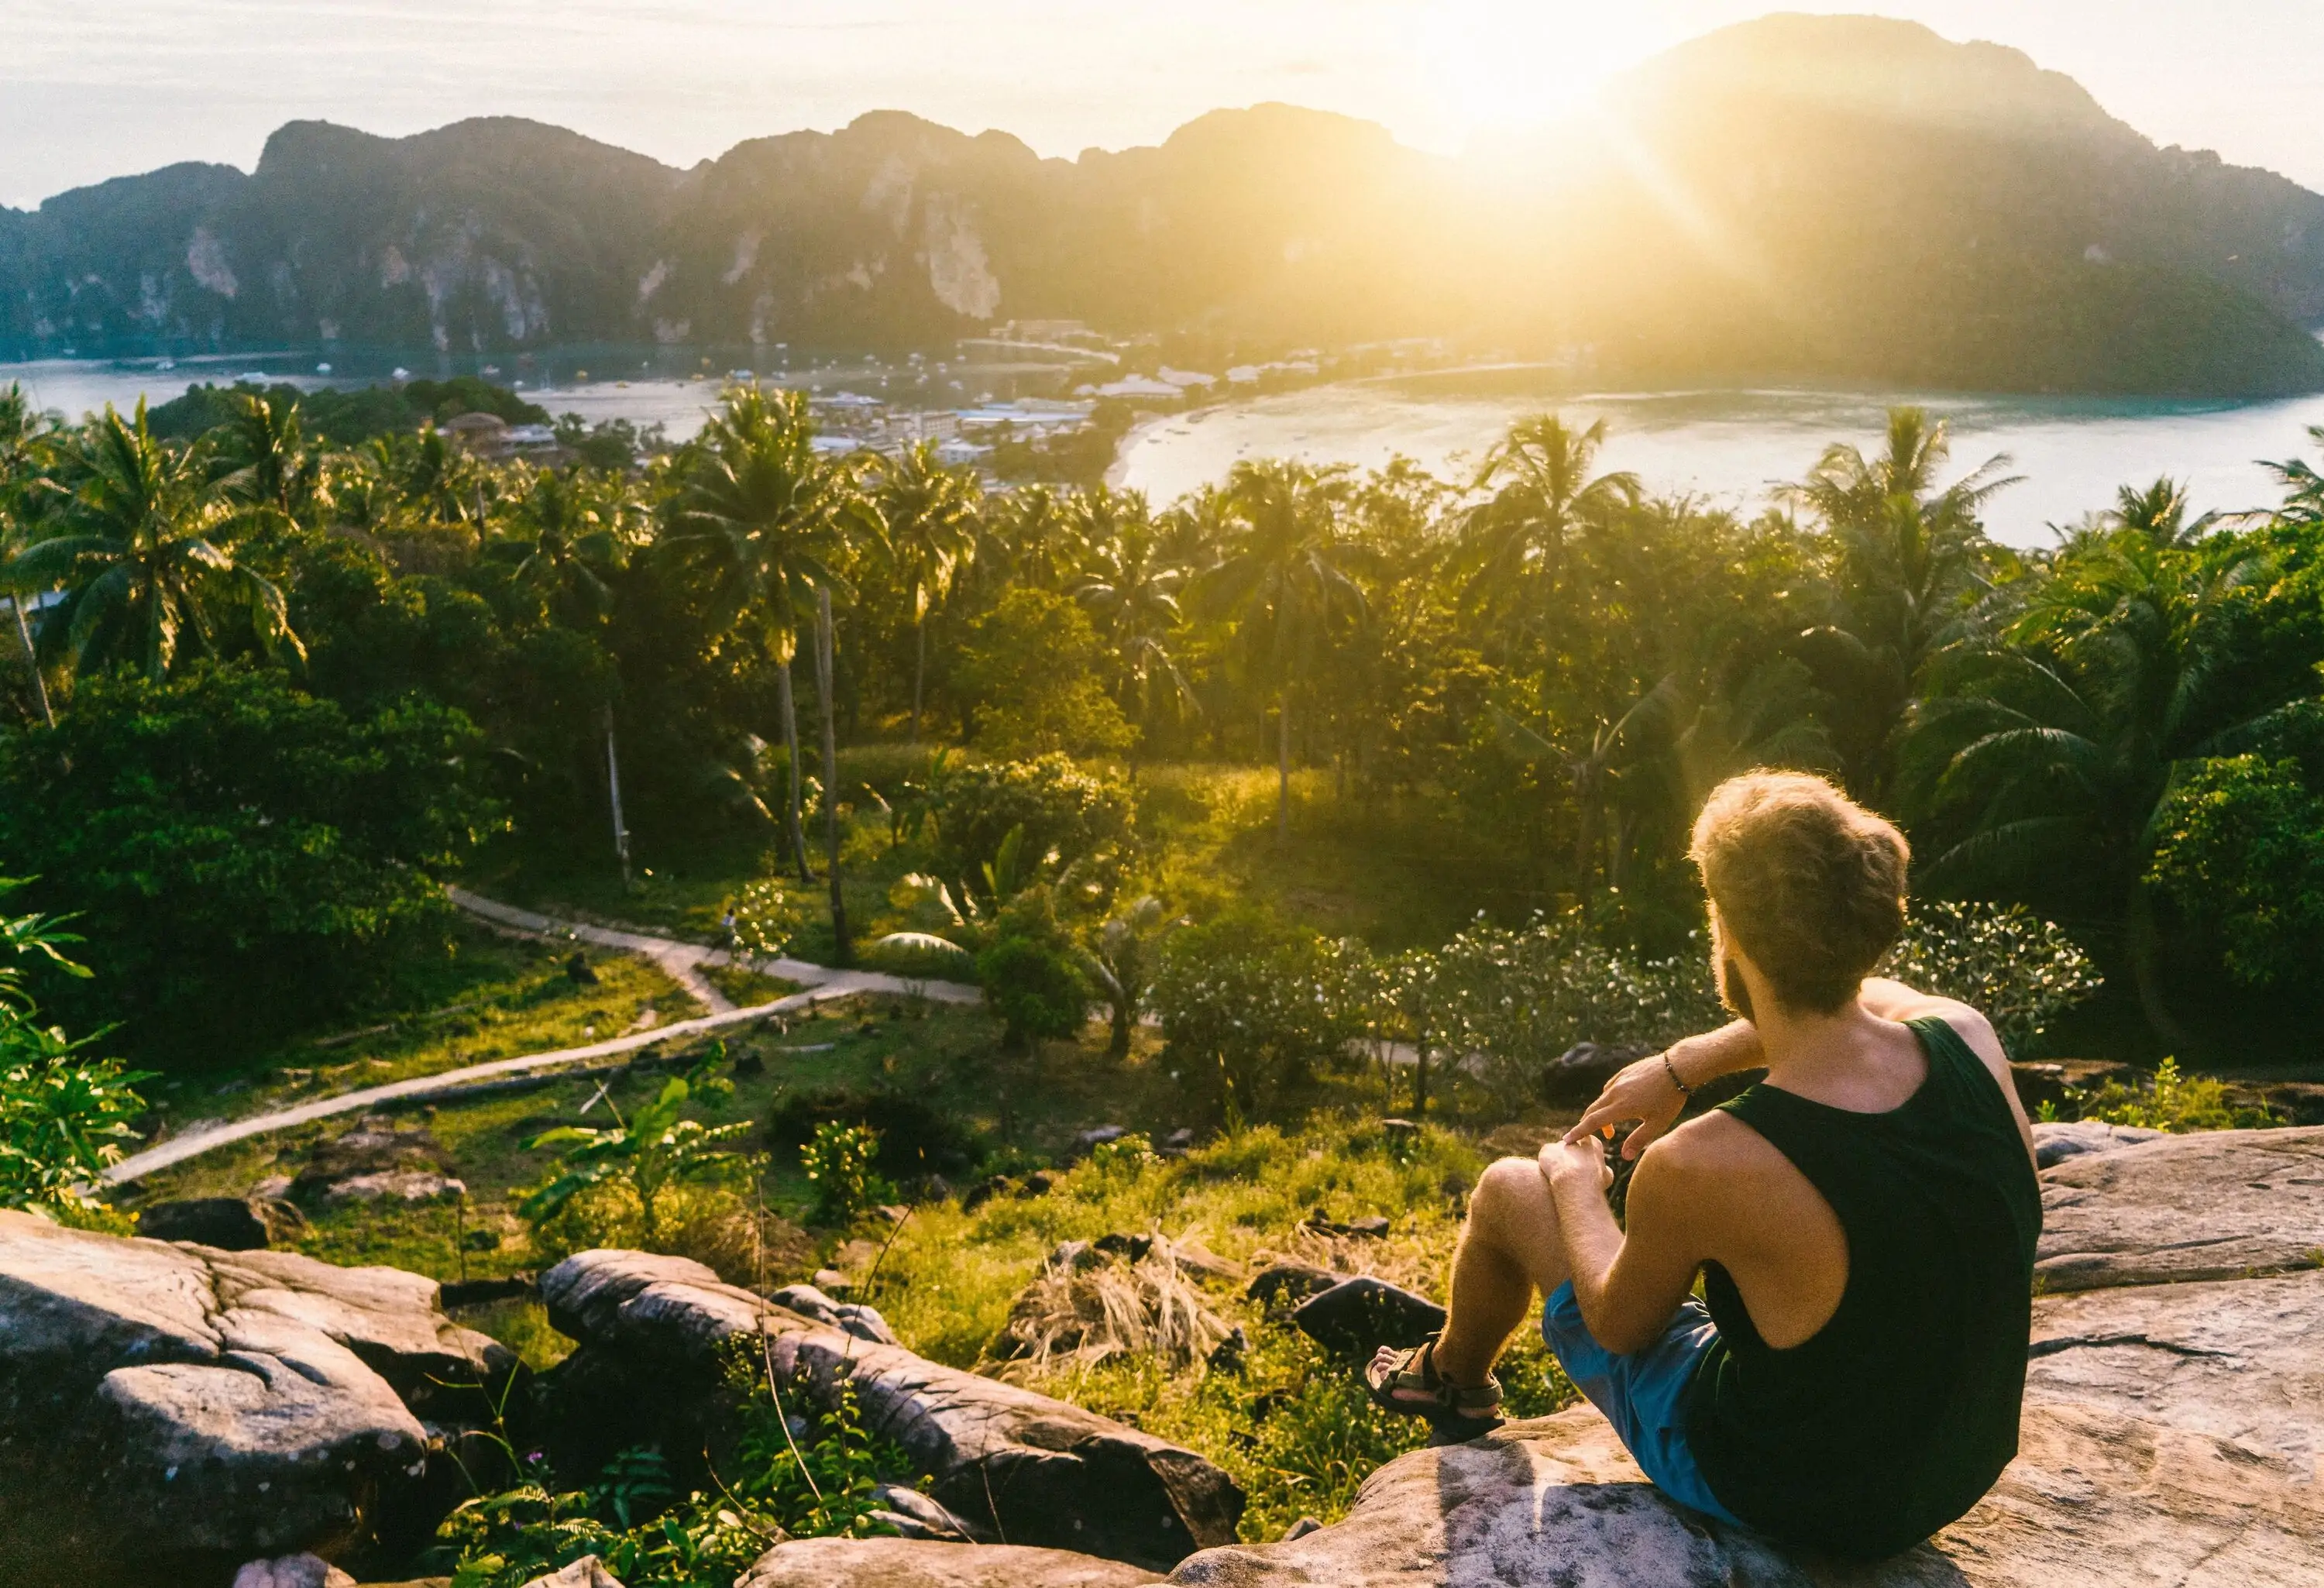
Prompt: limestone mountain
<box><xmin>2</xmin><ymin>14</ymin><xmax>2321</xmax><ymax>396</ymax></box>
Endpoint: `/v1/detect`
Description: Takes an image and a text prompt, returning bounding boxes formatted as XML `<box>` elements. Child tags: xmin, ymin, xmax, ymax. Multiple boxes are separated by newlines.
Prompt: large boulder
<box><xmin>2036</xmin><ymin>1126</ymin><xmax>2324</xmax><ymax>1291</ymax></box>
<box><xmin>538</xmin><ymin>1249</ymin><xmax>1243</xmax><ymax>1573</ymax></box>
<box><xmin>2029</xmin><ymin>1268</ymin><xmax>2324</xmax><ymax>1465</ymax></box>
<box><xmin>738</xmin><ymin>1538</ymin><xmax>1163</xmax><ymax>1586</ymax></box>
<box><xmin>0</xmin><ymin>1209</ymin><xmax>514</xmax><ymax>1586</ymax></box>
<box><xmin>1166</xmin><ymin>1400</ymin><xmax>2324</xmax><ymax>1586</ymax></box>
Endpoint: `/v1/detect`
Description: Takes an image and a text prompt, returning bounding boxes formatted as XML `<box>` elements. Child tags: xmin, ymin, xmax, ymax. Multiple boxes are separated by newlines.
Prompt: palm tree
<box><xmin>493</xmin><ymin>466</ymin><xmax>627</xmax><ymax>628</ymax></box>
<box><xmin>1074</xmin><ymin>496</ymin><xmax>1195</xmax><ymax>761</ymax></box>
<box><xmin>1903</xmin><ymin>531</ymin><xmax>2292</xmax><ymax>1050</ymax></box>
<box><xmin>5</xmin><ymin>401</ymin><xmax>301</xmax><ymax>684</ymax></box>
<box><xmin>2260</xmin><ymin>426</ymin><xmax>2324</xmax><ymax>528</ymax></box>
<box><xmin>1201</xmin><ymin>460</ymin><xmax>1370</xmax><ymax>837</ymax></box>
<box><xmin>0</xmin><ymin>384</ymin><xmax>57</xmax><ymax>724</ymax></box>
<box><xmin>985</xmin><ymin>483</ymin><xmax>1079</xmax><ymax>592</ymax></box>
<box><xmin>1789</xmin><ymin>406</ymin><xmax>2019</xmax><ymax>802</ymax></box>
<box><xmin>2105</xmin><ymin>477</ymin><xmax>2217</xmax><ymax>548</ymax></box>
<box><xmin>1458</xmin><ymin>415</ymin><xmax>1639</xmax><ymax>632</ymax></box>
<box><xmin>215</xmin><ymin>390</ymin><xmax>319</xmax><ymax>524</ymax></box>
<box><xmin>664</xmin><ymin>387</ymin><xmax>872</xmax><ymax>881</ymax></box>
<box><xmin>873</xmin><ymin>442</ymin><xmax>981</xmax><ymax>741</ymax></box>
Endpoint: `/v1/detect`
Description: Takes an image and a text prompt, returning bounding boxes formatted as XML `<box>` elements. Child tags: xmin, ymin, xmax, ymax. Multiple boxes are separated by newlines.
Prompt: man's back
<box><xmin>1662</xmin><ymin>1016</ymin><xmax>2043</xmax><ymax>1558</ymax></box>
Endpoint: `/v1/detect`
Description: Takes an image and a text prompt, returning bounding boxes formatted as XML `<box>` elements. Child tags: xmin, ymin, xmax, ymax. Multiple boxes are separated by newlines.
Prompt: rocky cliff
<box><xmin>5</xmin><ymin>17</ymin><xmax>2322</xmax><ymax>396</ymax></box>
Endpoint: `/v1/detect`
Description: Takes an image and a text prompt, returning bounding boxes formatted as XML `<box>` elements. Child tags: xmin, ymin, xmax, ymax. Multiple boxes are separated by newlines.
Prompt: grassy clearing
<box><xmin>856</xmin><ymin>1116</ymin><xmax>1576</xmax><ymax>1536</ymax></box>
<box><xmin>136</xmin><ymin>926</ymin><xmax>698</xmax><ymax>1136</ymax></box>
<box><xmin>126</xmin><ymin>974</ymin><xmax>1574</xmax><ymax>1540</ymax></box>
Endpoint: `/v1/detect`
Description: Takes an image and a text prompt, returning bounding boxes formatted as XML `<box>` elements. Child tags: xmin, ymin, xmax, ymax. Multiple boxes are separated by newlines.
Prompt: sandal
<box><xmin>1364</xmin><ymin>1335</ymin><xmax>1504</xmax><ymax>1444</ymax></box>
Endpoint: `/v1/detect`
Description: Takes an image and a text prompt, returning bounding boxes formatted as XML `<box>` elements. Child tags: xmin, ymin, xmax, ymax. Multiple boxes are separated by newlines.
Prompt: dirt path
<box><xmin>106</xmin><ymin>893</ymin><xmax>982</xmax><ymax>1185</ymax></box>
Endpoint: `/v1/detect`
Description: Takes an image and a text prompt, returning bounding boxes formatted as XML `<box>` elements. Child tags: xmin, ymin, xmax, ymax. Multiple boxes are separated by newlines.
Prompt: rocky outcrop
<box><xmin>2029</xmin><ymin>1268</ymin><xmax>2324</xmax><ymax>1464</ymax></box>
<box><xmin>738</xmin><ymin>1538</ymin><xmax>1163</xmax><ymax>1587</ymax></box>
<box><xmin>2035</xmin><ymin>1125</ymin><xmax>2324</xmax><ymax>1291</ymax></box>
<box><xmin>1167</xmin><ymin>1398</ymin><xmax>2324</xmax><ymax>1586</ymax></box>
<box><xmin>2027</xmin><ymin>1119</ymin><xmax>2164</xmax><ymax>1168</ymax></box>
<box><xmin>0</xmin><ymin>1209</ymin><xmax>514</xmax><ymax>1587</ymax></box>
<box><xmin>539</xmin><ymin>1249</ymin><xmax>1243</xmax><ymax>1572</ymax></box>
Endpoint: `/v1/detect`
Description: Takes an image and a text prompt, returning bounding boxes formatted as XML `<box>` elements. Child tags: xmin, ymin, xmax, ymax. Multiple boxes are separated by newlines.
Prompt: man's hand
<box><xmin>1562</xmin><ymin>1051</ymin><xmax>1687</xmax><ymax>1159</ymax></box>
<box><xmin>1538</xmin><ymin>1134</ymin><xmax>1614</xmax><ymax>1196</ymax></box>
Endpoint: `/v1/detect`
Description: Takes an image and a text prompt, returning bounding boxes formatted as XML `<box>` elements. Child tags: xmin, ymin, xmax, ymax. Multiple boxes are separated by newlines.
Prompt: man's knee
<box><xmin>1470</xmin><ymin>1155</ymin><xmax>1550</xmax><ymax>1225</ymax></box>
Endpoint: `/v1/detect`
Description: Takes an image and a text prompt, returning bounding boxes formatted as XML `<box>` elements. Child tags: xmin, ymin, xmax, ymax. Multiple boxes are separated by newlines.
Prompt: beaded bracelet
<box><xmin>1662</xmin><ymin>1050</ymin><xmax>1696</xmax><ymax>1099</ymax></box>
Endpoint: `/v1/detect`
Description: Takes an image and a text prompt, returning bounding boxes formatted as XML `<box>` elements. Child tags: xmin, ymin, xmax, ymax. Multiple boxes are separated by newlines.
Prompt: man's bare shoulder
<box><xmin>1641</xmin><ymin>1110</ymin><xmax>1793</xmax><ymax>1186</ymax></box>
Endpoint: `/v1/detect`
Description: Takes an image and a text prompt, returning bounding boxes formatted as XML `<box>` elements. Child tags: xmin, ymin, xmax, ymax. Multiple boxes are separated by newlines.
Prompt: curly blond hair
<box><xmin>1690</xmin><ymin>772</ymin><xmax>1909</xmax><ymax>1014</ymax></box>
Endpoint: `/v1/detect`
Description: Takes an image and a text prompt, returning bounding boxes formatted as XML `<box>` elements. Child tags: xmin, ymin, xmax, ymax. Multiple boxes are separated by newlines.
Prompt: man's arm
<box><xmin>1539</xmin><ymin>1134</ymin><xmax>1712</xmax><ymax>1354</ymax></box>
<box><xmin>1563</xmin><ymin>1019</ymin><xmax>1764</xmax><ymax>1158</ymax></box>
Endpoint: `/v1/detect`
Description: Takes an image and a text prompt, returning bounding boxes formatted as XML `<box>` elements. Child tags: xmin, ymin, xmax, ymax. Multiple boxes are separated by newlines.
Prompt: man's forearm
<box><xmin>1548</xmin><ymin>1165</ymin><xmax>1626</xmax><ymax>1328</ymax></box>
<box><xmin>1666</xmin><ymin>1019</ymin><xmax>1765</xmax><ymax>1086</ymax></box>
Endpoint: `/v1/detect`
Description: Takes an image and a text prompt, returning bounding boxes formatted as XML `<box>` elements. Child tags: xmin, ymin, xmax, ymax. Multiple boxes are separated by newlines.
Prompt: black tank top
<box><xmin>1684</xmin><ymin>1017</ymin><xmax>2042</xmax><ymax>1559</ymax></box>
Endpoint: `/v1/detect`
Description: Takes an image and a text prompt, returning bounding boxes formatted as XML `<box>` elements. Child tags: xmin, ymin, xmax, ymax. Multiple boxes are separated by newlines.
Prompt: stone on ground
<box><xmin>738</xmin><ymin>1538</ymin><xmax>1162</xmax><ymax>1586</ymax></box>
<box><xmin>234</xmin><ymin>1555</ymin><xmax>357</xmax><ymax>1588</ymax></box>
<box><xmin>0</xmin><ymin>1209</ymin><xmax>512</xmax><ymax>1586</ymax></box>
<box><xmin>2036</xmin><ymin>1125</ymin><xmax>2324</xmax><ymax>1291</ymax></box>
<box><xmin>1289</xmin><ymin>1274</ymin><xmax>1446</xmax><ymax>1353</ymax></box>
<box><xmin>538</xmin><ymin>1249</ymin><xmax>1243</xmax><ymax>1571</ymax></box>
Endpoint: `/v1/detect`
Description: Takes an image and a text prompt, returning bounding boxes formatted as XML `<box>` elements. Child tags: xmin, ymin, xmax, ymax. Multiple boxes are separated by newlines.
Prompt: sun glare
<box><xmin>1418</xmin><ymin>0</ymin><xmax>1659</xmax><ymax>136</ymax></box>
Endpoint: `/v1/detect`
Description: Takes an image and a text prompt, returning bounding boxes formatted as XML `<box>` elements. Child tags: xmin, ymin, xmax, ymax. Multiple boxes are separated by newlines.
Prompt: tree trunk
<box><xmin>1413</xmin><ymin>1018</ymin><xmax>1430</xmax><ymax>1117</ymax></box>
<box><xmin>909</xmin><ymin>613</ymin><xmax>927</xmax><ymax>743</ymax></box>
<box><xmin>816</xmin><ymin>588</ymin><xmax>851</xmax><ymax>965</ymax></box>
<box><xmin>8</xmin><ymin>597</ymin><xmax>52</xmax><ymax>729</ymax></box>
<box><xmin>2127</xmin><ymin>884</ymin><xmax>2196</xmax><ymax>1058</ymax></box>
<box><xmin>1277</xmin><ymin>690</ymin><xmax>1292</xmax><ymax>840</ymax></box>
<box><xmin>603</xmin><ymin>704</ymin><xmax>631</xmax><ymax>890</ymax></box>
<box><xmin>777</xmin><ymin>658</ymin><xmax>812</xmax><ymax>882</ymax></box>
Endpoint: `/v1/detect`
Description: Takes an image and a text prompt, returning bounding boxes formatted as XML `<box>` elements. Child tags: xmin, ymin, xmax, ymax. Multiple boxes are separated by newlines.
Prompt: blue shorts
<box><xmin>1542</xmin><ymin>1280</ymin><xmax>1742</xmax><ymax>1525</ymax></box>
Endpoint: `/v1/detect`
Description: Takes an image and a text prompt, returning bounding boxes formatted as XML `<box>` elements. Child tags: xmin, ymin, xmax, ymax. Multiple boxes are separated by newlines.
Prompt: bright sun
<box><xmin>1418</xmin><ymin>0</ymin><xmax>1660</xmax><ymax>132</ymax></box>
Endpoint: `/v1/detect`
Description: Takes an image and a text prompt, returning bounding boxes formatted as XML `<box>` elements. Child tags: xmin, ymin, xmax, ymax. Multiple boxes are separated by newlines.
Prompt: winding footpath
<box><xmin>105</xmin><ymin>892</ymin><xmax>982</xmax><ymax>1184</ymax></box>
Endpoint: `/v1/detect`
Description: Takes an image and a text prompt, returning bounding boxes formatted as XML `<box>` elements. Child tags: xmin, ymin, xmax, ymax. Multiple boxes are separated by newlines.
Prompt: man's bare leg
<box><xmin>1432</xmin><ymin>1157</ymin><xmax>1576</xmax><ymax>1387</ymax></box>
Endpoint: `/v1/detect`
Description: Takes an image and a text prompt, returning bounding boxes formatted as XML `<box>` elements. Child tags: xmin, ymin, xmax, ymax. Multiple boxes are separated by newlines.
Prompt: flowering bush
<box><xmin>1885</xmin><ymin>901</ymin><xmax>2101</xmax><ymax>1057</ymax></box>
<box><xmin>727</xmin><ymin>876</ymin><xmax>807</xmax><ymax>961</ymax></box>
<box><xmin>1414</xmin><ymin>916</ymin><xmax>1721</xmax><ymax>1112</ymax></box>
<box><xmin>1153</xmin><ymin>914</ymin><xmax>1376</xmax><ymax>1123</ymax></box>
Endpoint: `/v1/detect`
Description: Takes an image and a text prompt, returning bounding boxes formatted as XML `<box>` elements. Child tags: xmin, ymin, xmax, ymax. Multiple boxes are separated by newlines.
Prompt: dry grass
<box><xmin>988</xmin><ymin>1234</ymin><xmax>1237</xmax><ymax>1377</ymax></box>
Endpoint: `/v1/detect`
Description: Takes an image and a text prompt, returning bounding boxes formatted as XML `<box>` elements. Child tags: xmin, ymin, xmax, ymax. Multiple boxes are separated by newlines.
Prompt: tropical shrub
<box><xmin>727</xmin><ymin>875</ymin><xmax>807</xmax><ymax>961</ymax></box>
<box><xmin>0</xmin><ymin>662</ymin><xmax>500</xmax><ymax>1059</ymax></box>
<box><xmin>767</xmin><ymin>1087</ymin><xmax>983</xmax><ymax>1181</ymax></box>
<box><xmin>2144</xmin><ymin>755</ymin><xmax>2324</xmax><ymax>989</ymax></box>
<box><xmin>954</xmin><ymin>588</ymin><xmax>1135</xmax><ymax>758</ymax></box>
<box><xmin>799</xmin><ymin>1121</ymin><xmax>889</xmax><ymax>1225</ymax></box>
<box><xmin>0</xmin><ymin>882</ymin><xmax>149</xmax><ymax>1208</ymax></box>
<box><xmin>923</xmin><ymin>754</ymin><xmax>1135</xmax><ymax>906</ymax></box>
<box><xmin>978</xmin><ymin>934</ymin><xmax>1090</xmax><ymax>1051</ymax></box>
<box><xmin>2064</xmin><ymin>1056</ymin><xmax>2281</xmax><ymax>1133</ymax></box>
<box><xmin>1419</xmin><ymin>916</ymin><xmax>1722</xmax><ymax>1111</ymax></box>
<box><xmin>523</xmin><ymin>1055</ymin><xmax>755</xmax><ymax>1243</ymax></box>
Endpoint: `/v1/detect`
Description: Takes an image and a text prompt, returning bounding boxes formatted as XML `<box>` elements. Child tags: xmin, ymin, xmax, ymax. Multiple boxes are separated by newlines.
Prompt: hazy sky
<box><xmin>7</xmin><ymin>1</ymin><xmax>2322</xmax><ymax>211</ymax></box>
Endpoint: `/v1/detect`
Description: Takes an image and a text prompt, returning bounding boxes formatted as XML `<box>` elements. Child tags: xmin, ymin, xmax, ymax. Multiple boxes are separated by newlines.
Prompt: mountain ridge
<box><xmin>4</xmin><ymin>15</ymin><xmax>2321</xmax><ymax>397</ymax></box>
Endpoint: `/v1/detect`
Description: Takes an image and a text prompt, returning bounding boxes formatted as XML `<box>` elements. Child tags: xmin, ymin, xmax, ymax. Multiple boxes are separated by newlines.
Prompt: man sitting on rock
<box><xmin>1366</xmin><ymin>772</ymin><xmax>2042</xmax><ymax>1559</ymax></box>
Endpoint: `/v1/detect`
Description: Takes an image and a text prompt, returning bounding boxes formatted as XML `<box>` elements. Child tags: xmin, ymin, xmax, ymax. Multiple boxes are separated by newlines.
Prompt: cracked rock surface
<box><xmin>2033</xmin><ymin>1125</ymin><xmax>2324</xmax><ymax>1291</ymax></box>
<box><xmin>0</xmin><ymin>1209</ymin><xmax>512</xmax><ymax>1586</ymax></box>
